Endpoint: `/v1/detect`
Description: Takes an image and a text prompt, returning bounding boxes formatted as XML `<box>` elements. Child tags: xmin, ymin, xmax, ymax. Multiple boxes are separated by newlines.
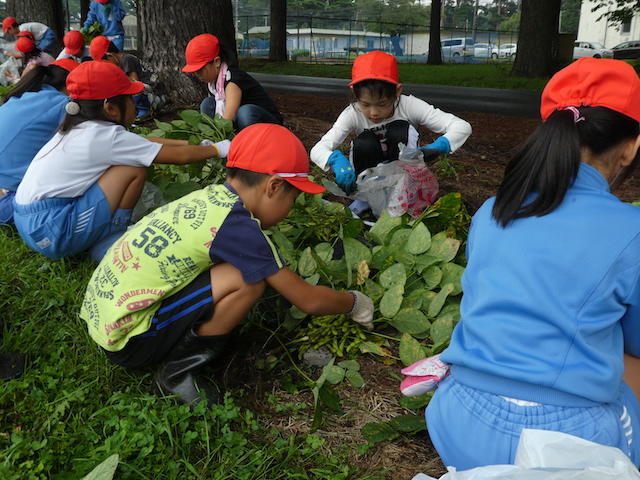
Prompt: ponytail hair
<box><xmin>59</xmin><ymin>94</ymin><xmax>131</xmax><ymax>134</ymax></box>
<box><xmin>22</xmin><ymin>46</ymin><xmax>43</xmax><ymax>67</ymax></box>
<box><xmin>5</xmin><ymin>65</ymin><xmax>70</xmax><ymax>101</ymax></box>
<box><xmin>492</xmin><ymin>106</ymin><xmax>640</xmax><ymax>227</ymax></box>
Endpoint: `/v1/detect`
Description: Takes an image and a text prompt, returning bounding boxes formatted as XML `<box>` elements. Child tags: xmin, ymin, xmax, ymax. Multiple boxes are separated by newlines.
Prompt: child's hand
<box><xmin>347</xmin><ymin>291</ymin><xmax>374</xmax><ymax>330</ymax></box>
<box><xmin>420</xmin><ymin>136</ymin><xmax>451</xmax><ymax>154</ymax></box>
<box><xmin>200</xmin><ymin>139</ymin><xmax>231</xmax><ymax>158</ymax></box>
<box><xmin>327</xmin><ymin>150</ymin><xmax>355</xmax><ymax>194</ymax></box>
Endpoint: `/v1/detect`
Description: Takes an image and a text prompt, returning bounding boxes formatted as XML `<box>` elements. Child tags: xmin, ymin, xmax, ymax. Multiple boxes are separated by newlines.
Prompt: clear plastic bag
<box><xmin>354</xmin><ymin>146</ymin><xmax>438</xmax><ymax>218</ymax></box>
<box><xmin>0</xmin><ymin>56</ymin><xmax>21</xmax><ymax>87</ymax></box>
<box><xmin>412</xmin><ymin>429</ymin><xmax>640</xmax><ymax>480</ymax></box>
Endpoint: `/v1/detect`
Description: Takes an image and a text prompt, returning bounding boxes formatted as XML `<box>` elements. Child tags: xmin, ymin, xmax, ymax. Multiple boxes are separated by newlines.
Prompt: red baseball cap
<box><xmin>541</xmin><ymin>57</ymin><xmax>640</xmax><ymax>122</ymax></box>
<box><xmin>50</xmin><ymin>58</ymin><xmax>80</xmax><ymax>73</ymax></box>
<box><xmin>66</xmin><ymin>61</ymin><xmax>144</xmax><ymax>100</ymax></box>
<box><xmin>182</xmin><ymin>34</ymin><xmax>220</xmax><ymax>73</ymax></box>
<box><xmin>90</xmin><ymin>35</ymin><xmax>112</xmax><ymax>60</ymax></box>
<box><xmin>349</xmin><ymin>50</ymin><xmax>400</xmax><ymax>86</ymax></box>
<box><xmin>17</xmin><ymin>30</ymin><xmax>33</xmax><ymax>38</ymax></box>
<box><xmin>226</xmin><ymin>123</ymin><xmax>325</xmax><ymax>194</ymax></box>
<box><xmin>95</xmin><ymin>0</ymin><xmax>110</xmax><ymax>3</ymax></box>
<box><xmin>63</xmin><ymin>30</ymin><xmax>84</xmax><ymax>56</ymax></box>
<box><xmin>2</xmin><ymin>17</ymin><xmax>16</xmax><ymax>33</ymax></box>
<box><xmin>15</xmin><ymin>36</ymin><xmax>35</xmax><ymax>54</ymax></box>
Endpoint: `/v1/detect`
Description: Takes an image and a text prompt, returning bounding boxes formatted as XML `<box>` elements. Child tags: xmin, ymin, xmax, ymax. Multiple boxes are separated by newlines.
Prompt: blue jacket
<box><xmin>0</xmin><ymin>85</ymin><xmax>68</xmax><ymax>191</ymax></box>
<box><xmin>83</xmin><ymin>0</ymin><xmax>125</xmax><ymax>38</ymax></box>
<box><xmin>442</xmin><ymin>163</ymin><xmax>640</xmax><ymax>406</ymax></box>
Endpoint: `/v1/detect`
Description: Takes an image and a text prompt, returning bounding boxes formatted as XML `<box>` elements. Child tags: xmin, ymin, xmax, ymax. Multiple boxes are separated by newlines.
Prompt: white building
<box><xmin>577</xmin><ymin>0</ymin><xmax>640</xmax><ymax>48</ymax></box>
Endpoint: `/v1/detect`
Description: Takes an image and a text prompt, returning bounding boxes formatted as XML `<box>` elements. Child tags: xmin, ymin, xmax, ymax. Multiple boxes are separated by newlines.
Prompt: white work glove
<box><xmin>200</xmin><ymin>139</ymin><xmax>231</xmax><ymax>158</ymax></box>
<box><xmin>347</xmin><ymin>290</ymin><xmax>374</xmax><ymax>330</ymax></box>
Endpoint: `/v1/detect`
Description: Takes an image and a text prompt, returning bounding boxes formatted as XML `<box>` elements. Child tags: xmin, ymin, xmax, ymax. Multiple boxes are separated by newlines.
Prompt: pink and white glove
<box><xmin>399</xmin><ymin>354</ymin><xmax>450</xmax><ymax>396</ymax></box>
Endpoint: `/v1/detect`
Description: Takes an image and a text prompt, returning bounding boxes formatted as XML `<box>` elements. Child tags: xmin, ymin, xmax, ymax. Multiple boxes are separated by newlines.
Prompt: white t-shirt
<box><xmin>16</xmin><ymin>121</ymin><xmax>162</xmax><ymax>204</ymax></box>
<box><xmin>19</xmin><ymin>22</ymin><xmax>50</xmax><ymax>43</ymax></box>
<box><xmin>310</xmin><ymin>94</ymin><xmax>472</xmax><ymax>170</ymax></box>
<box><xmin>56</xmin><ymin>46</ymin><xmax>90</xmax><ymax>62</ymax></box>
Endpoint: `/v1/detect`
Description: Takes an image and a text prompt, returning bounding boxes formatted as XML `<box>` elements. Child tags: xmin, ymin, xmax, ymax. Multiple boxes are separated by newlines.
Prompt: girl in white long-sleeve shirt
<box><xmin>310</xmin><ymin>51</ymin><xmax>472</xmax><ymax>194</ymax></box>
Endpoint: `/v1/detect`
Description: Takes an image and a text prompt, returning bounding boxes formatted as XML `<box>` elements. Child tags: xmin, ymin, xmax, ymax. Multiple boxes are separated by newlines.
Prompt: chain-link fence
<box><xmin>237</xmin><ymin>14</ymin><xmax>519</xmax><ymax>64</ymax></box>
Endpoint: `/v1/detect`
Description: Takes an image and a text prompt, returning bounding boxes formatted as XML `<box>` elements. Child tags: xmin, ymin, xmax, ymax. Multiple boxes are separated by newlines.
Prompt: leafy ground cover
<box><xmin>241</xmin><ymin>59</ymin><xmax>549</xmax><ymax>91</ymax></box>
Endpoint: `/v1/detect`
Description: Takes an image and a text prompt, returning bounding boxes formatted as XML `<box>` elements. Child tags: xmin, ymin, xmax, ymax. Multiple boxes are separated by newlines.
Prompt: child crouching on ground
<box><xmin>13</xmin><ymin>60</ymin><xmax>230</xmax><ymax>261</ymax></box>
<box><xmin>80</xmin><ymin>123</ymin><xmax>374</xmax><ymax>406</ymax></box>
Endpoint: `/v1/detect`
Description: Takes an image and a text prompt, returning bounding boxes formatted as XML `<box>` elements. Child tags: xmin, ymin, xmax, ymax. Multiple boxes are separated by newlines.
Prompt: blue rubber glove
<box><xmin>327</xmin><ymin>150</ymin><xmax>356</xmax><ymax>194</ymax></box>
<box><xmin>421</xmin><ymin>136</ymin><xmax>451</xmax><ymax>154</ymax></box>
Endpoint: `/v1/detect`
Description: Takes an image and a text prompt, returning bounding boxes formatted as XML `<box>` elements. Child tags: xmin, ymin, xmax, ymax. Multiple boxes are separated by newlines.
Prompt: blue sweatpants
<box><xmin>426</xmin><ymin>376</ymin><xmax>640</xmax><ymax>470</ymax></box>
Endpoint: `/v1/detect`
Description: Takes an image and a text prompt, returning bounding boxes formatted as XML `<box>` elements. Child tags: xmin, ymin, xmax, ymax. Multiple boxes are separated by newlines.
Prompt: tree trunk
<box><xmin>511</xmin><ymin>0</ymin><xmax>561</xmax><ymax>77</ymax></box>
<box><xmin>80</xmin><ymin>0</ymin><xmax>91</xmax><ymax>25</ymax></box>
<box><xmin>138</xmin><ymin>0</ymin><xmax>237</xmax><ymax>106</ymax></box>
<box><xmin>428</xmin><ymin>0</ymin><xmax>443</xmax><ymax>65</ymax></box>
<box><xmin>7</xmin><ymin>0</ymin><xmax>65</xmax><ymax>40</ymax></box>
<box><xmin>269</xmin><ymin>0</ymin><xmax>287</xmax><ymax>61</ymax></box>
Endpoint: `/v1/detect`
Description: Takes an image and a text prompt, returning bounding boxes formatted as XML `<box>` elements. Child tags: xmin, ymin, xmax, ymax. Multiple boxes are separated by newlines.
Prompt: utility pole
<box><xmin>471</xmin><ymin>0</ymin><xmax>479</xmax><ymax>40</ymax></box>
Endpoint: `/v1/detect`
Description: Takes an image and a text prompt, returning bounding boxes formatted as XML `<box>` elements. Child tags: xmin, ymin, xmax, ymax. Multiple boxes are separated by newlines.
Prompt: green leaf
<box><xmin>430</xmin><ymin>311</ymin><xmax>455</xmax><ymax>346</ymax></box>
<box><xmin>440</xmin><ymin>263</ymin><xmax>464</xmax><ymax>296</ymax></box>
<box><xmin>428</xmin><ymin>283</ymin><xmax>454</xmax><ymax>318</ymax></box>
<box><xmin>369</xmin><ymin>209</ymin><xmax>403</xmax><ymax>245</ymax></box>
<box><xmin>314</xmin><ymin>243</ymin><xmax>334</xmax><ymax>263</ymax></box>
<box><xmin>423</xmin><ymin>266</ymin><xmax>443</xmax><ymax>290</ymax></box>
<box><xmin>324</xmin><ymin>364</ymin><xmax>345</xmax><ymax>385</ymax></box>
<box><xmin>289</xmin><ymin>305</ymin><xmax>308</xmax><ymax>320</ymax></box>
<box><xmin>359</xmin><ymin>341</ymin><xmax>388</xmax><ymax>356</ymax></box>
<box><xmin>154</xmin><ymin>119</ymin><xmax>172</xmax><ymax>132</ymax></box>
<box><xmin>430</xmin><ymin>232</ymin><xmax>461</xmax><ymax>263</ymax></box>
<box><xmin>406</xmin><ymin>222</ymin><xmax>432</xmax><ymax>254</ymax></box>
<box><xmin>403</xmin><ymin>288</ymin><xmax>426</xmax><ymax>310</ymax></box>
<box><xmin>414</xmin><ymin>253</ymin><xmax>441</xmax><ymax>274</ymax></box>
<box><xmin>390</xmin><ymin>308</ymin><xmax>430</xmax><ymax>335</ymax></box>
<box><xmin>345</xmin><ymin>369</ymin><xmax>365</xmax><ymax>388</ymax></box>
<box><xmin>298</xmin><ymin>247</ymin><xmax>317</xmax><ymax>277</ymax></box>
<box><xmin>318</xmin><ymin>383</ymin><xmax>342</xmax><ymax>413</ymax></box>
<box><xmin>343</xmin><ymin>218</ymin><xmax>364</xmax><ymax>239</ymax></box>
<box><xmin>370</xmin><ymin>246</ymin><xmax>395</xmax><ymax>271</ymax></box>
<box><xmin>337</xmin><ymin>359</ymin><xmax>360</xmax><ymax>371</ymax></box>
<box><xmin>399</xmin><ymin>392</ymin><xmax>433</xmax><ymax>410</ymax></box>
<box><xmin>81</xmin><ymin>454</ymin><xmax>119</xmax><ymax>480</ymax></box>
<box><xmin>380</xmin><ymin>284</ymin><xmax>404</xmax><ymax>318</ymax></box>
<box><xmin>399</xmin><ymin>333</ymin><xmax>427</xmax><ymax>366</ymax></box>
<box><xmin>343</xmin><ymin>237</ymin><xmax>372</xmax><ymax>269</ymax></box>
<box><xmin>178</xmin><ymin>109</ymin><xmax>203</xmax><ymax>127</ymax></box>
<box><xmin>364</xmin><ymin>279</ymin><xmax>385</xmax><ymax>301</ymax></box>
<box><xmin>305</xmin><ymin>273</ymin><xmax>320</xmax><ymax>285</ymax></box>
<box><xmin>147</xmin><ymin>128</ymin><xmax>167</xmax><ymax>138</ymax></box>
<box><xmin>379</xmin><ymin>263</ymin><xmax>407</xmax><ymax>289</ymax></box>
<box><xmin>388</xmin><ymin>413</ymin><xmax>425</xmax><ymax>432</ymax></box>
<box><xmin>361</xmin><ymin>422</ymin><xmax>399</xmax><ymax>444</ymax></box>
<box><xmin>389</xmin><ymin>228</ymin><xmax>411</xmax><ymax>250</ymax></box>
<box><xmin>170</xmin><ymin>119</ymin><xmax>188</xmax><ymax>129</ymax></box>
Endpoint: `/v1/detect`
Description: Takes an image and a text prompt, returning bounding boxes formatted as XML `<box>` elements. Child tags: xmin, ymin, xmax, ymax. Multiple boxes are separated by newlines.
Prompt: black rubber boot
<box><xmin>154</xmin><ymin>328</ymin><xmax>228</xmax><ymax>406</ymax></box>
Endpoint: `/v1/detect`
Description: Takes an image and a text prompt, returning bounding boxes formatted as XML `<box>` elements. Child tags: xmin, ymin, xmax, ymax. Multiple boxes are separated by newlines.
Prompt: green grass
<box><xmin>0</xmin><ymin>227</ymin><xmax>380</xmax><ymax>480</ymax></box>
<box><xmin>240</xmin><ymin>58</ymin><xmax>549</xmax><ymax>91</ymax></box>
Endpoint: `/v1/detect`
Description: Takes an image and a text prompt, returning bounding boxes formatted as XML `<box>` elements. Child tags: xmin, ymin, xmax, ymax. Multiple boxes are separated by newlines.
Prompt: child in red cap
<box><xmin>2</xmin><ymin>17</ymin><xmax>57</xmax><ymax>54</ymax></box>
<box><xmin>56</xmin><ymin>30</ymin><xmax>89</xmax><ymax>63</ymax></box>
<box><xmin>311</xmin><ymin>50</ymin><xmax>471</xmax><ymax>195</ymax></box>
<box><xmin>80</xmin><ymin>123</ymin><xmax>374</xmax><ymax>406</ymax></box>
<box><xmin>13</xmin><ymin>61</ymin><xmax>231</xmax><ymax>261</ymax></box>
<box><xmin>0</xmin><ymin>59</ymin><xmax>79</xmax><ymax>225</ymax></box>
<box><xmin>15</xmin><ymin>32</ymin><xmax>55</xmax><ymax>76</ymax></box>
<box><xmin>426</xmin><ymin>58</ymin><xmax>640</xmax><ymax>469</ymax></box>
<box><xmin>183</xmin><ymin>34</ymin><xmax>283</xmax><ymax>131</ymax></box>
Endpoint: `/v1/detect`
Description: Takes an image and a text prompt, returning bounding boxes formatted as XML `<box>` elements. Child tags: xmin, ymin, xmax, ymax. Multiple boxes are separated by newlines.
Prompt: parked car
<box><xmin>497</xmin><ymin>43</ymin><xmax>517</xmax><ymax>58</ymax></box>
<box><xmin>573</xmin><ymin>41</ymin><xmax>613</xmax><ymax>59</ymax></box>
<box><xmin>612</xmin><ymin>40</ymin><xmax>640</xmax><ymax>59</ymax></box>
<box><xmin>441</xmin><ymin>37</ymin><xmax>475</xmax><ymax>58</ymax></box>
<box><xmin>474</xmin><ymin>43</ymin><xmax>497</xmax><ymax>58</ymax></box>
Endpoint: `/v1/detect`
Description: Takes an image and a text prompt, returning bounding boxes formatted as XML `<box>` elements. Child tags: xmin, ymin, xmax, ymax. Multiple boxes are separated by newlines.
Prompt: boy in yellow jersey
<box><xmin>80</xmin><ymin>123</ymin><xmax>374</xmax><ymax>405</ymax></box>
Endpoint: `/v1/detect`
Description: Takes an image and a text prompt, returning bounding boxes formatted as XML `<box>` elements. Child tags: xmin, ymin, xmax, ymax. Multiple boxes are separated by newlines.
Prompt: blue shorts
<box><xmin>0</xmin><ymin>191</ymin><xmax>15</xmax><ymax>224</ymax></box>
<box><xmin>426</xmin><ymin>376</ymin><xmax>640</xmax><ymax>470</ymax></box>
<box><xmin>13</xmin><ymin>183</ymin><xmax>122</xmax><ymax>260</ymax></box>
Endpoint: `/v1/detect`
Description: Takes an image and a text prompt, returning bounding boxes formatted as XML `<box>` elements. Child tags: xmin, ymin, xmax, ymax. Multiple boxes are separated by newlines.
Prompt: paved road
<box><xmin>250</xmin><ymin>72</ymin><xmax>541</xmax><ymax>118</ymax></box>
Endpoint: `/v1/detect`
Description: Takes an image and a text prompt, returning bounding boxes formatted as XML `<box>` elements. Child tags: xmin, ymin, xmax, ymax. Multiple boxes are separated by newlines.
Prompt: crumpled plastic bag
<box><xmin>0</xmin><ymin>56</ymin><xmax>21</xmax><ymax>87</ymax></box>
<box><xmin>354</xmin><ymin>145</ymin><xmax>438</xmax><ymax>218</ymax></box>
<box><xmin>412</xmin><ymin>429</ymin><xmax>640</xmax><ymax>480</ymax></box>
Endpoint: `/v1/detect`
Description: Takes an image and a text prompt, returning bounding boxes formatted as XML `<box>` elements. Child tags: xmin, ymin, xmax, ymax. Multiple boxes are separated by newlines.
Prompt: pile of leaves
<box><xmin>133</xmin><ymin>110</ymin><xmax>235</xmax><ymax>201</ymax></box>
<box><xmin>82</xmin><ymin>21</ymin><xmax>104</xmax><ymax>44</ymax></box>
<box><xmin>0</xmin><ymin>84</ymin><xmax>14</xmax><ymax>104</ymax></box>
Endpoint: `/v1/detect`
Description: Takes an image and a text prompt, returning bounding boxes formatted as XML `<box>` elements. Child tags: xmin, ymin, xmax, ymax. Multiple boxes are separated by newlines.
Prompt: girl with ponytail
<box><xmin>425</xmin><ymin>58</ymin><xmax>640</xmax><ymax>469</ymax></box>
<box><xmin>0</xmin><ymin>59</ymin><xmax>79</xmax><ymax>225</ymax></box>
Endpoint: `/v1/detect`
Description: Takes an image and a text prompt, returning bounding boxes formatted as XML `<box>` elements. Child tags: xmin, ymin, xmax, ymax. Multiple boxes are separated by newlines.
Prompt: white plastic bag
<box><xmin>354</xmin><ymin>147</ymin><xmax>438</xmax><ymax>218</ymax></box>
<box><xmin>412</xmin><ymin>429</ymin><xmax>640</xmax><ymax>480</ymax></box>
<box><xmin>0</xmin><ymin>56</ymin><xmax>21</xmax><ymax>87</ymax></box>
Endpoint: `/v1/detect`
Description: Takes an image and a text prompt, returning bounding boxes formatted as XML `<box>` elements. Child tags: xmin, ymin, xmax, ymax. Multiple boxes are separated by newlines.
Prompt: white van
<box><xmin>441</xmin><ymin>38</ymin><xmax>475</xmax><ymax>58</ymax></box>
